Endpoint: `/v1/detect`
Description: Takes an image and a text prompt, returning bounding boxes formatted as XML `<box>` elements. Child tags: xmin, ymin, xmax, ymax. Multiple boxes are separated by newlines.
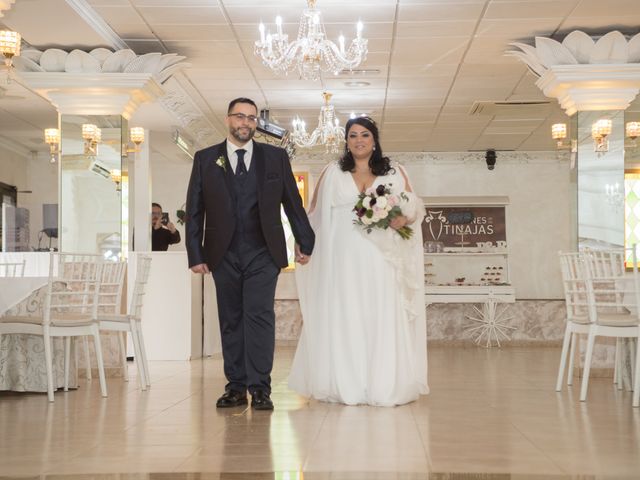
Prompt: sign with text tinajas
<box><xmin>421</xmin><ymin>206</ymin><xmax>506</xmax><ymax>248</ymax></box>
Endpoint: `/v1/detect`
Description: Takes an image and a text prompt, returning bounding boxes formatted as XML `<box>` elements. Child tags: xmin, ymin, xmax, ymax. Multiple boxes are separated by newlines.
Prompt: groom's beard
<box><xmin>230</xmin><ymin>125</ymin><xmax>255</xmax><ymax>143</ymax></box>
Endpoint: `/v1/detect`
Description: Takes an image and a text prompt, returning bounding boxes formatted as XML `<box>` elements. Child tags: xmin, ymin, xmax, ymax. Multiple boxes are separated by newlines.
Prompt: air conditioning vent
<box><xmin>469</xmin><ymin>100</ymin><xmax>551</xmax><ymax>117</ymax></box>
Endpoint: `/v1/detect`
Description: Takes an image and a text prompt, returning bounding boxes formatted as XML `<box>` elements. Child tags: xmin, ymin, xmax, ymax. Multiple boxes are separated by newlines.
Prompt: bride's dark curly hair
<box><xmin>339</xmin><ymin>116</ymin><xmax>393</xmax><ymax>176</ymax></box>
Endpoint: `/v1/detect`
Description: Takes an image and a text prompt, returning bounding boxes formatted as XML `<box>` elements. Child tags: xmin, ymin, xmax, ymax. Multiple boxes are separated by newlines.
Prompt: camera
<box><xmin>485</xmin><ymin>149</ymin><xmax>496</xmax><ymax>170</ymax></box>
<box><xmin>161</xmin><ymin>212</ymin><xmax>169</xmax><ymax>225</ymax></box>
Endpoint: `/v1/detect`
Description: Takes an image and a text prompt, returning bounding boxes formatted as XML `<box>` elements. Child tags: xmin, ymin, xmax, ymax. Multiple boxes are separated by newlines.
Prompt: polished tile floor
<box><xmin>1</xmin><ymin>346</ymin><xmax>639</xmax><ymax>479</ymax></box>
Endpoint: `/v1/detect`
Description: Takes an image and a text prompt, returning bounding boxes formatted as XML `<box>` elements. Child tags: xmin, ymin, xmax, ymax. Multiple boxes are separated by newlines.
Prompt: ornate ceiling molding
<box><xmin>14</xmin><ymin>48</ymin><xmax>189</xmax><ymax>81</ymax></box>
<box><xmin>535</xmin><ymin>64</ymin><xmax>640</xmax><ymax>115</ymax></box>
<box><xmin>507</xmin><ymin>31</ymin><xmax>640</xmax><ymax>115</ymax></box>
<box><xmin>19</xmin><ymin>72</ymin><xmax>165</xmax><ymax>118</ymax></box>
<box><xmin>159</xmin><ymin>75</ymin><xmax>219</xmax><ymax>149</ymax></box>
<box><xmin>291</xmin><ymin>151</ymin><xmax>568</xmax><ymax>175</ymax></box>
<box><xmin>506</xmin><ymin>31</ymin><xmax>640</xmax><ymax>77</ymax></box>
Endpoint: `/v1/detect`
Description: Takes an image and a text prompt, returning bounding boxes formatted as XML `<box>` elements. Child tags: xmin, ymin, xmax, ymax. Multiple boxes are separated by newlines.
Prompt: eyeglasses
<box><xmin>228</xmin><ymin>113</ymin><xmax>259</xmax><ymax>124</ymax></box>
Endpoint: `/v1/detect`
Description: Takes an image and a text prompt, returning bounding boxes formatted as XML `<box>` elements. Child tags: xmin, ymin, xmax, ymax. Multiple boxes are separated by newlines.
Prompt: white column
<box><xmin>132</xmin><ymin>129</ymin><xmax>151</xmax><ymax>252</ymax></box>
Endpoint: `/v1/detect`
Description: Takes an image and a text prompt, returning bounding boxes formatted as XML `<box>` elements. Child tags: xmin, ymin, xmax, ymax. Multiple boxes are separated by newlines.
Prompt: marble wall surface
<box><xmin>275</xmin><ymin>299</ymin><xmax>616</xmax><ymax>373</ymax></box>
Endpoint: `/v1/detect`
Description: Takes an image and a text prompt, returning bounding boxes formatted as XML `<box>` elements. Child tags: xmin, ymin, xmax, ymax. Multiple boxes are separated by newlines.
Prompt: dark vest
<box><xmin>230</xmin><ymin>159</ymin><xmax>266</xmax><ymax>252</ymax></box>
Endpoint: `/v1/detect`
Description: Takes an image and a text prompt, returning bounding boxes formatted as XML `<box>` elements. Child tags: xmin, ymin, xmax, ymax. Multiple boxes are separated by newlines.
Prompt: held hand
<box><xmin>295</xmin><ymin>243</ymin><xmax>310</xmax><ymax>265</ymax></box>
<box><xmin>190</xmin><ymin>263</ymin><xmax>210</xmax><ymax>274</ymax></box>
<box><xmin>389</xmin><ymin>215</ymin><xmax>408</xmax><ymax>230</ymax></box>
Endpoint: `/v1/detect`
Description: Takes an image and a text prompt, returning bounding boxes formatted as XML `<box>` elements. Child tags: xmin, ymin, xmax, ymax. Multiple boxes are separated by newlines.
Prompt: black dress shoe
<box><xmin>216</xmin><ymin>390</ymin><xmax>248</xmax><ymax>408</ymax></box>
<box><xmin>251</xmin><ymin>390</ymin><xmax>274</xmax><ymax>410</ymax></box>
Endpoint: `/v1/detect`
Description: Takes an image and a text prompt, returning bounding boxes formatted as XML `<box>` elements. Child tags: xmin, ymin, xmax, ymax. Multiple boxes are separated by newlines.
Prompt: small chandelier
<box><xmin>110</xmin><ymin>169</ymin><xmax>122</xmax><ymax>192</ymax></box>
<box><xmin>626</xmin><ymin>122</ymin><xmax>640</xmax><ymax>140</ymax></box>
<box><xmin>82</xmin><ymin>123</ymin><xmax>101</xmax><ymax>156</ymax></box>
<box><xmin>291</xmin><ymin>91</ymin><xmax>345</xmax><ymax>153</ymax></box>
<box><xmin>591</xmin><ymin>119</ymin><xmax>612</xmax><ymax>153</ymax></box>
<box><xmin>551</xmin><ymin>123</ymin><xmax>567</xmax><ymax>149</ymax></box>
<box><xmin>44</xmin><ymin>128</ymin><xmax>60</xmax><ymax>163</ymax></box>
<box><xmin>0</xmin><ymin>29</ymin><xmax>20</xmax><ymax>81</ymax></box>
<box><xmin>605</xmin><ymin>183</ymin><xmax>623</xmax><ymax>212</ymax></box>
<box><xmin>123</xmin><ymin>127</ymin><xmax>145</xmax><ymax>156</ymax></box>
<box><xmin>255</xmin><ymin>0</ymin><xmax>368</xmax><ymax>81</ymax></box>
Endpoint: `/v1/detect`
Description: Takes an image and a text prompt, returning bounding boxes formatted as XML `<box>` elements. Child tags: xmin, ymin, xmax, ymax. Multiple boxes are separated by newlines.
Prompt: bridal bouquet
<box><xmin>353</xmin><ymin>183</ymin><xmax>413</xmax><ymax>240</ymax></box>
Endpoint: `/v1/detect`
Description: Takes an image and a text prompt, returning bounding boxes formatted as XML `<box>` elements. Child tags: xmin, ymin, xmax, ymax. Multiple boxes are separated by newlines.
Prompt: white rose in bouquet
<box><xmin>376</xmin><ymin>208</ymin><xmax>389</xmax><ymax>219</ymax></box>
<box><xmin>352</xmin><ymin>183</ymin><xmax>414</xmax><ymax>239</ymax></box>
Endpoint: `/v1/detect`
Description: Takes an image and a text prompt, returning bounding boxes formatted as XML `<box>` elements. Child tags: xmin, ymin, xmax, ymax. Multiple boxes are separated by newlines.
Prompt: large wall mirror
<box><xmin>577</xmin><ymin>110</ymin><xmax>624</xmax><ymax>250</ymax></box>
<box><xmin>60</xmin><ymin>114</ymin><xmax>128</xmax><ymax>258</ymax></box>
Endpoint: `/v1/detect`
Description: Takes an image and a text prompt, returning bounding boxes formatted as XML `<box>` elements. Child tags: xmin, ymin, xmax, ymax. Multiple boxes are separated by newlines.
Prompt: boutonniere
<box><xmin>216</xmin><ymin>156</ymin><xmax>227</xmax><ymax>172</ymax></box>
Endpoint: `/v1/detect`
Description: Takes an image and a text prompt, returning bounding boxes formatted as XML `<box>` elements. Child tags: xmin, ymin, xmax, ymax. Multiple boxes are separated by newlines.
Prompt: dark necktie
<box><xmin>235</xmin><ymin>149</ymin><xmax>247</xmax><ymax>176</ymax></box>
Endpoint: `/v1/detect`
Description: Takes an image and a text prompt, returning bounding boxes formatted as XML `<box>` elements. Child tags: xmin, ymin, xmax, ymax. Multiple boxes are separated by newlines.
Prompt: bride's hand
<box><xmin>295</xmin><ymin>243</ymin><xmax>310</xmax><ymax>265</ymax></box>
<box><xmin>389</xmin><ymin>215</ymin><xmax>408</xmax><ymax>230</ymax></box>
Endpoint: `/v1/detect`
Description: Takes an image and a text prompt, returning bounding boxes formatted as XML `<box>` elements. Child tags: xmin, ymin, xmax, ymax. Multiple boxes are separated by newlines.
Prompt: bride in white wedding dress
<box><xmin>288</xmin><ymin>116</ymin><xmax>428</xmax><ymax>406</ymax></box>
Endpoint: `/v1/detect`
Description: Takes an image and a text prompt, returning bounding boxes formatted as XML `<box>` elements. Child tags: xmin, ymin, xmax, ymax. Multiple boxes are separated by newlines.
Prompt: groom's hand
<box><xmin>295</xmin><ymin>243</ymin><xmax>310</xmax><ymax>265</ymax></box>
<box><xmin>190</xmin><ymin>263</ymin><xmax>210</xmax><ymax>274</ymax></box>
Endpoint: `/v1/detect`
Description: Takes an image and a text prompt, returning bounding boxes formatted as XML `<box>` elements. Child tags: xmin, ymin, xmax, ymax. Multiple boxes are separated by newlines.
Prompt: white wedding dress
<box><xmin>288</xmin><ymin>161</ymin><xmax>429</xmax><ymax>406</ymax></box>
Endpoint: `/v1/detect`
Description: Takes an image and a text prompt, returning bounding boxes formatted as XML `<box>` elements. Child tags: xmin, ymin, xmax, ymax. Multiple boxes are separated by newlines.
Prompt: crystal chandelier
<box><xmin>291</xmin><ymin>92</ymin><xmax>345</xmax><ymax>153</ymax></box>
<box><xmin>254</xmin><ymin>0</ymin><xmax>368</xmax><ymax>81</ymax></box>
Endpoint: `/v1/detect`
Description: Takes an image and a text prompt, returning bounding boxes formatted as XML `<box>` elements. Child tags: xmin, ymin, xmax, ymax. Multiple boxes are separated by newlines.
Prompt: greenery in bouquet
<box><xmin>176</xmin><ymin>203</ymin><xmax>186</xmax><ymax>225</ymax></box>
<box><xmin>353</xmin><ymin>183</ymin><xmax>413</xmax><ymax>240</ymax></box>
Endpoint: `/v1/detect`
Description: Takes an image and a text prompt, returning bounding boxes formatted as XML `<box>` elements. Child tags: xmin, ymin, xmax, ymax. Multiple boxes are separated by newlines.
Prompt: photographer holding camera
<box><xmin>151</xmin><ymin>202</ymin><xmax>181</xmax><ymax>251</ymax></box>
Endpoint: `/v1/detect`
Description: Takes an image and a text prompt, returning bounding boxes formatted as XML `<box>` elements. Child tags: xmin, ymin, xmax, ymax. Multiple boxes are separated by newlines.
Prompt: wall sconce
<box><xmin>110</xmin><ymin>168</ymin><xmax>122</xmax><ymax>192</ymax></box>
<box><xmin>123</xmin><ymin>127</ymin><xmax>145</xmax><ymax>155</ymax></box>
<box><xmin>0</xmin><ymin>30</ymin><xmax>20</xmax><ymax>71</ymax></box>
<box><xmin>591</xmin><ymin>119</ymin><xmax>612</xmax><ymax>153</ymax></box>
<box><xmin>605</xmin><ymin>182</ymin><xmax>623</xmax><ymax>212</ymax></box>
<box><xmin>551</xmin><ymin>123</ymin><xmax>567</xmax><ymax>148</ymax></box>
<box><xmin>626</xmin><ymin>122</ymin><xmax>640</xmax><ymax>146</ymax></box>
<box><xmin>82</xmin><ymin>123</ymin><xmax>101</xmax><ymax>156</ymax></box>
<box><xmin>44</xmin><ymin>128</ymin><xmax>60</xmax><ymax>164</ymax></box>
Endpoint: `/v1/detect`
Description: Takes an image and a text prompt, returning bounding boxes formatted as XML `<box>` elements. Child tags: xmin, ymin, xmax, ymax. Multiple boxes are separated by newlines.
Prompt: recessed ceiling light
<box><xmin>338</xmin><ymin>68</ymin><xmax>381</xmax><ymax>76</ymax></box>
<box><xmin>345</xmin><ymin>80</ymin><xmax>370</xmax><ymax>87</ymax></box>
<box><xmin>338</xmin><ymin>109</ymin><xmax>375</xmax><ymax>115</ymax></box>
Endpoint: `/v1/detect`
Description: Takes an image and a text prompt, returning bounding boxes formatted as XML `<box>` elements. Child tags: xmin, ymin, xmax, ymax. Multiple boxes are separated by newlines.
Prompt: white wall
<box><xmin>293</xmin><ymin>151</ymin><xmax>573</xmax><ymax>300</ymax></box>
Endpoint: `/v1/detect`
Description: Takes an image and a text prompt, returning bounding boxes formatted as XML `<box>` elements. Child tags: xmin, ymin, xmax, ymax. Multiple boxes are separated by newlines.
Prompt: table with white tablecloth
<box><xmin>0</xmin><ymin>277</ymin><xmax>77</xmax><ymax>393</ymax></box>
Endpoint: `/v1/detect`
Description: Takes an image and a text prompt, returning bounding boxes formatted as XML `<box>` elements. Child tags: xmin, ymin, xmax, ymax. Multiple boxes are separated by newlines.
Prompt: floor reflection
<box><xmin>2</xmin><ymin>347</ymin><xmax>640</xmax><ymax>477</ymax></box>
<box><xmin>6</xmin><ymin>473</ymin><xmax>640</xmax><ymax>480</ymax></box>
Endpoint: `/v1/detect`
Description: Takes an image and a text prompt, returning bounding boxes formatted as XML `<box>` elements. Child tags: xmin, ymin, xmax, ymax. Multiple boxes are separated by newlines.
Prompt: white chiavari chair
<box><xmin>580</xmin><ymin>247</ymin><xmax>640</xmax><ymax>403</ymax></box>
<box><xmin>97</xmin><ymin>255</ymin><xmax>152</xmax><ymax>390</ymax></box>
<box><xmin>556</xmin><ymin>252</ymin><xmax>591</xmax><ymax>391</ymax></box>
<box><xmin>81</xmin><ymin>259</ymin><xmax>127</xmax><ymax>381</ymax></box>
<box><xmin>0</xmin><ymin>260</ymin><xmax>26</xmax><ymax>277</ymax></box>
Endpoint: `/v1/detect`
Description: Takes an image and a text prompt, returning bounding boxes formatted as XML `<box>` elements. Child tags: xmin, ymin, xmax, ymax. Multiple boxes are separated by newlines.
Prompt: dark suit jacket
<box><xmin>185</xmin><ymin>140</ymin><xmax>315</xmax><ymax>270</ymax></box>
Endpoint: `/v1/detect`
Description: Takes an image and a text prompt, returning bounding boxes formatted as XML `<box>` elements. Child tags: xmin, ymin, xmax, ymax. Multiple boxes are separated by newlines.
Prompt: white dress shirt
<box><xmin>226</xmin><ymin>139</ymin><xmax>254</xmax><ymax>174</ymax></box>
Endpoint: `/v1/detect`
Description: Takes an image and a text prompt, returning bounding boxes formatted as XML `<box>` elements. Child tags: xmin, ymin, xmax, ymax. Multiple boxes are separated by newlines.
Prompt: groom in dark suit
<box><xmin>185</xmin><ymin>97</ymin><xmax>314</xmax><ymax>410</ymax></box>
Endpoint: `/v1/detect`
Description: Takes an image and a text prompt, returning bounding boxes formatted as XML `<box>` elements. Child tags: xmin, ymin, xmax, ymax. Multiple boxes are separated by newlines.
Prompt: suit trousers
<box><xmin>212</xmin><ymin>245</ymin><xmax>280</xmax><ymax>395</ymax></box>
